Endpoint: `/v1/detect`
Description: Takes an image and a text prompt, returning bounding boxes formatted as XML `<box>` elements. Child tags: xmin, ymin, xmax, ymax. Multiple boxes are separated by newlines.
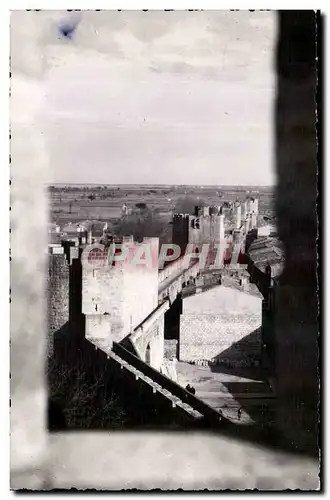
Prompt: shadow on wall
<box><xmin>164</xmin><ymin>293</ymin><xmax>182</xmax><ymax>343</ymax></box>
<box><xmin>47</xmin><ymin>318</ymin><xmax>129</xmax><ymax>431</ymax></box>
<box><xmin>210</xmin><ymin>327</ymin><xmax>275</xmax><ymax>428</ymax></box>
<box><xmin>210</xmin><ymin>327</ymin><xmax>267</xmax><ymax>382</ymax></box>
<box><xmin>48</xmin><ymin>320</ymin><xmax>205</xmax><ymax>431</ymax></box>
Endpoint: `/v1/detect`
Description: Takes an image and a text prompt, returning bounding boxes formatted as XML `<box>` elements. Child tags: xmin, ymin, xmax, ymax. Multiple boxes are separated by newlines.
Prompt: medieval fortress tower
<box><xmin>47</xmin><ymin>196</ymin><xmax>260</xmax><ymax>363</ymax></box>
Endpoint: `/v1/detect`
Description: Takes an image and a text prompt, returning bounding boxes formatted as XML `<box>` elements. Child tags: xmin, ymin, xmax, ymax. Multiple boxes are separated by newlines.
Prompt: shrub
<box><xmin>47</xmin><ymin>356</ymin><xmax>127</xmax><ymax>429</ymax></box>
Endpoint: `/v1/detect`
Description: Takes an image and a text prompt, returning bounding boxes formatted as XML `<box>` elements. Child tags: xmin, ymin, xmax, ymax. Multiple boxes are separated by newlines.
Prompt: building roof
<box><xmin>79</xmin><ymin>220</ymin><xmax>105</xmax><ymax>230</ymax></box>
<box><xmin>219</xmin><ymin>278</ymin><xmax>264</xmax><ymax>300</ymax></box>
<box><xmin>248</xmin><ymin>236</ymin><xmax>284</xmax><ymax>278</ymax></box>
<box><xmin>249</xmin><ymin>236</ymin><xmax>283</xmax><ymax>253</ymax></box>
<box><xmin>257</xmin><ymin>223</ymin><xmax>277</xmax><ymax>236</ymax></box>
<box><xmin>62</xmin><ymin>222</ymin><xmax>81</xmax><ymax>233</ymax></box>
<box><xmin>62</xmin><ymin>220</ymin><xmax>106</xmax><ymax>237</ymax></box>
<box><xmin>183</xmin><ymin>284</ymin><xmax>262</xmax><ymax>316</ymax></box>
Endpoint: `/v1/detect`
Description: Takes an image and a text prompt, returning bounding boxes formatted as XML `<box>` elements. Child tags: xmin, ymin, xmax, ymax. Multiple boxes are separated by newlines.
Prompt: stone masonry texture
<box><xmin>47</xmin><ymin>253</ymin><xmax>70</xmax><ymax>357</ymax></box>
<box><xmin>164</xmin><ymin>340</ymin><xmax>178</xmax><ymax>360</ymax></box>
<box><xmin>180</xmin><ymin>285</ymin><xmax>262</xmax><ymax>362</ymax></box>
<box><xmin>180</xmin><ymin>314</ymin><xmax>261</xmax><ymax>362</ymax></box>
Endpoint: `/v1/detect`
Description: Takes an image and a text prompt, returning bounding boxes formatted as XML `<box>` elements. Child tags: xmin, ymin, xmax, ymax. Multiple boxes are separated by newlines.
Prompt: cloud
<box><xmin>11</xmin><ymin>10</ymin><xmax>276</xmax><ymax>186</ymax></box>
<box><xmin>42</xmin><ymin>10</ymin><xmax>276</xmax><ymax>81</ymax></box>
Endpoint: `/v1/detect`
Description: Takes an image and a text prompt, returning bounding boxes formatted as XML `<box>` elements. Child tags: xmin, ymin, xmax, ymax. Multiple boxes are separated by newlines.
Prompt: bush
<box><xmin>174</xmin><ymin>195</ymin><xmax>207</xmax><ymax>215</ymax></box>
<box><xmin>135</xmin><ymin>202</ymin><xmax>147</xmax><ymax>210</ymax></box>
<box><xmin>47</xmin><ymin>356</ymin><xmax>127</xmax><ymax>429</ymax></box>
<box><xmin>116</xmin><ymin>208</ymin><xmax>170</xmax><ymax>245</ymax></box>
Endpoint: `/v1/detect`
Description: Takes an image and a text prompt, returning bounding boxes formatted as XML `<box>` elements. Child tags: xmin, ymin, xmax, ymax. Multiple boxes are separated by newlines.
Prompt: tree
<box><xmin>174</xmin><ymin>195</ymin><xmax>207</xmax><ymax>215</ymax></box>
<box><xmin>116</xmin><ymin>208</ymin><xmax>170</xmax><ymax>245</ymax></box>
<box><xmin>135</xmin><ymin>202</ymin><xmax>147</xmax><ymax>211</ymax></box>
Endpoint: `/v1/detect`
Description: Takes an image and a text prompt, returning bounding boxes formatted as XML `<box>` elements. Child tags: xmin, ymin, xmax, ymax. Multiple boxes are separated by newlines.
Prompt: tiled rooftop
<box><xmin>248</xmin><ymin>236</ymin><xmax>284</xmax><ymax>279</ymax></box>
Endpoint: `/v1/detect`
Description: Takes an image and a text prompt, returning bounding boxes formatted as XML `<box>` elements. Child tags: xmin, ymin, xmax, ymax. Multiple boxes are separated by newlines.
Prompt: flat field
<box><xmin>49</xmin><ymin>184</ymin><xmax>275</xmax><ymax>244</ymax></box>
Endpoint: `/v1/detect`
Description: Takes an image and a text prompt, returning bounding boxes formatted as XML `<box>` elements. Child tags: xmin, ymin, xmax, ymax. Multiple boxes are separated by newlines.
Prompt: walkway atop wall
<box><xmin>158</xmin><ymin>257</ymin><xmax>200</xmax><ymax>302</ymax></box>
<box><xmin>86</xmin><ymin>335</ymin><xmax>212</xmax><ymax>424</ymax></box>
<box><xmin>112</xmin><ymin>340</ymin><xmax>230</xmax><ymax>427</ymax></box>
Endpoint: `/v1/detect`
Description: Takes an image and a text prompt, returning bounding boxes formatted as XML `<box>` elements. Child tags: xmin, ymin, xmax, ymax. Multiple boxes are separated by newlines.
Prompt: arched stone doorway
<box><xmin>145</xmin><ymin>343</ymin><xmax>151</xmax><ymax>365</ymax></box>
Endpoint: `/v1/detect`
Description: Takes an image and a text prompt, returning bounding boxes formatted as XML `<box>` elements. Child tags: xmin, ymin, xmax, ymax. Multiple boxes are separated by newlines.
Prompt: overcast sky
<box><xmin>42</xmin><ymin>10</ymin><xmax>277</xmax><ymax>186</ymax></box>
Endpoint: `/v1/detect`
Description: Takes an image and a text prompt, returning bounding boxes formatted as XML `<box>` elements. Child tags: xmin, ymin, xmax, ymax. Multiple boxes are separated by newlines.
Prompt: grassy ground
<box><xmin>49</xmin><ymin>184</ymin><xmax>275</xmax><ymax>229</ymax></box>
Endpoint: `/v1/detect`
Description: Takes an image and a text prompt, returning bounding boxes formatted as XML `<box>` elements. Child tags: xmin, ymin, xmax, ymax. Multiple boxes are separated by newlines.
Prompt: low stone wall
<box><xmin>107</xmin><ymin>349</ymin><xmax>201</xmax><ymax>427</ymax></box>
<box><xmin>112</xmin><ymin>342</ymin><xmax>225</xmax><ymax>427</ymax></box>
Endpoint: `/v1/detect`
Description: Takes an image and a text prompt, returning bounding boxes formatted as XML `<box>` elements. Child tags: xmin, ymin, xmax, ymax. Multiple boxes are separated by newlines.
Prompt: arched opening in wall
<box><xmin>164</xmin><ymin>292</ymin><xmax>182</xmax><ymax>360</ymax></box>
<box><xmin>145</xmin><ymin>344</ymin><xmax>151</xmax><ymax>365</ymax></box>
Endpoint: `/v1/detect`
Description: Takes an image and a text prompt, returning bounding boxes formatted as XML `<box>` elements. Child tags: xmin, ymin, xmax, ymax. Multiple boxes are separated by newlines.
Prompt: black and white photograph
<box><xmin>10</xmin><ymin>7</ymin><xmax>320</xmax><ymax>491</ymax></box>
